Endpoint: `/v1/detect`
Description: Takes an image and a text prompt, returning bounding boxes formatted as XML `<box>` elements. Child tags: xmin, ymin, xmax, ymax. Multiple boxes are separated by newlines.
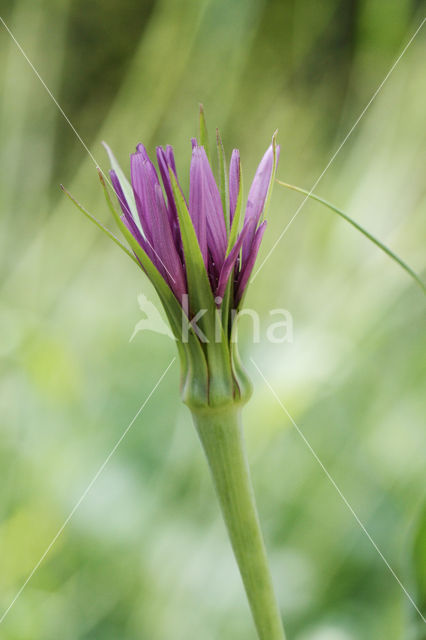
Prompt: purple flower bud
<box><xmin>107</xmin><ymin>126</ymin><xmax>279</xmax><ymax>312</ymax></box>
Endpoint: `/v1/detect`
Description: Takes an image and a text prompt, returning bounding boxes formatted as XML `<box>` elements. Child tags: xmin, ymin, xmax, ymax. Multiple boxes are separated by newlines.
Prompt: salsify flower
<box><xmin>107</xmin><ymin>135</ymin><xmax>274</xmax><ymax>308</ymax></box>
<box><xmin>63</xmin><ymin>107</ymin><xmax>286</xmax><ymax>640</ymax></box>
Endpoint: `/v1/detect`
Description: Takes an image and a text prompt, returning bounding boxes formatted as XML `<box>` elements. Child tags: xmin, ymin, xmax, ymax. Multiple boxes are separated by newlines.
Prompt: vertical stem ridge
<box><xmin>192</xmin><ymin>405</ymin><xmax>286</xmax><ymax>640</ymax></box>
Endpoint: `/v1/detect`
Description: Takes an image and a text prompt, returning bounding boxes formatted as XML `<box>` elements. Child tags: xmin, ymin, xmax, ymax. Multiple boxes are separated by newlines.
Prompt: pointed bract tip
<box><xmin>198</xmin><ymin>104</ymin><xmax>210</xmax><ymax>159</ymax></box>
<box><xmin>60</xmin><ymin>184</ymin><xmax>72</xmax><ymax>197</ymax></box>
<box><xmin>272</xmin><ymin>130</ymin><xmax>279</xmax><ymax>149</ymax></box>
<box><xmin>97</xmin><ymin>167</ymin><xmax>106</xmax><ymax>185</ymax></box>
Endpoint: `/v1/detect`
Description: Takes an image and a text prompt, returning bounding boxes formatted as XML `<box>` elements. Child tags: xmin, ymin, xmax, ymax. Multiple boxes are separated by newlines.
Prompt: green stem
<box><xmin>191</xmin><ymin>405</ymin><xmax>286</xmax><ymax>640</ymax></box>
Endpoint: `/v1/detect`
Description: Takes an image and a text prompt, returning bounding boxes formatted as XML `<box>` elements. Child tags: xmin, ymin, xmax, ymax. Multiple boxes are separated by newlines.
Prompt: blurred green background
<box><xmin>1</xmin><ymin>1</ymin><xmax>425</xmax><ymax>638</ymax></box>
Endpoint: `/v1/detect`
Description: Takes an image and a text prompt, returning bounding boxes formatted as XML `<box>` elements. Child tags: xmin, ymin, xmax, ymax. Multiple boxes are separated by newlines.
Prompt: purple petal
<box><xmin>216</xmin><ymin>224</ymin><xmax>249</xmax><ymax>300</ymax></box>
<box><xmin>120</xmin><ymin>210</ymin><xmax>154</xmax><ymax>263</ymax></box>
<box><xmin>110</xmin><ymin>169</ymin><xmax>157</xmax><ymax>262</ymax></box>
<box><xmin>165</xmin><ymin>145</ymin><xmax>176</xmax><ymax>174</ymax></box>
<box><xmin>156</xmin><ymin>146</ymin><xmax>177</xmax><ymax>222</ymax></box>
<box><xmin>156</xmin><ymin>145</ymin><xmax>185</xmax><ymax>257</ymax></box>
<box><xmin>229</xmin><ymin>149</ymin><xmax>240</xmax><ymax>222</ymax></box>
<box><xmin>236</xmin><ymin>221</ymin><xmax>267</xmax><ymax>304</ymax></box>
<box><xmin>189</xmin><ymin>148</ymin><xmax>209</xmax><ymax>267</ymax></box>
<box><xmin>151</xmin><ymin>183</ymin><xmax>187</xmax><ymax>300</ymax></box>
<box><xmin>190</xmin><ymin>146</ymin><xmax>227</xmax><ymax>275</ymax></box>
<box><xmin>241</xmin><ymin>143</ymin><xmax>279</xmax><ymax>263</ymax></box>
<box><xmin>130</xmin><ymin>152</ymin><xmax>157</xmax><ymax>243</ymax></box>
<box><xmin>136</xmin><ymin>143</ymin><xmax>150</xmax><ymax>160</ymax></box>
<box><xmin>131</xmin><ymin>153</ymin><xmax>186</xmax><ymax>299</ymax></box>
<box><xmin>121</xmin><ymin>212</ymin><xmax>144</xmax><ymax>246</ymax></box>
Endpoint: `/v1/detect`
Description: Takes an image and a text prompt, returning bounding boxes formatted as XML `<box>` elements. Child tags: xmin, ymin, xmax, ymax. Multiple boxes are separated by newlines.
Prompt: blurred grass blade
<box><xmin>60</xmin><ymin>183</ymin><xmax>138</xmax><ymax>264</ymax></box>
<box><xmin>277</xmin><ymin>180</ymin><xmax>425</xmax><ymax>293</ymax></box>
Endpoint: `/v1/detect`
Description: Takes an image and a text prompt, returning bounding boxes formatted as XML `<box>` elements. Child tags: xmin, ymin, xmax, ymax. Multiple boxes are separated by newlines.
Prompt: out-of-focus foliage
<box><xmin>0</xmin><ymin>1</ymin><xmax>425</xmax><ymax>638</ymax></box>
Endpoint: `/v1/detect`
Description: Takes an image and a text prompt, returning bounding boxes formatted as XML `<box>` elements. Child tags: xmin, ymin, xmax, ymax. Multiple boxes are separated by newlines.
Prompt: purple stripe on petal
<box><xmin>229</xmin><ymin>149</ymin><xmax>240</xmax><ymax>222</ymax></box>
<box><xmin>236</xmin><ymin>221</ymin><xmax>267</xmax><ymax>305</ymax></box>
<box><xmin>216</xmin><ymin>224</ymin><xmax>249</xmax><ymax>300</ymax></box>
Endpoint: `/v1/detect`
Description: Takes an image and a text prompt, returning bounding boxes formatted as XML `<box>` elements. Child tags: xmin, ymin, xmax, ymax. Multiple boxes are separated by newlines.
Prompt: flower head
<box><xmin>65</xmin><ymin>107</ymin><xmax>279</xmax><ymax>408</ymax></box>
<box><xmin>105</xmin><ymin>114</ymin><xmax>279</xmax><ymax>314</ymax></box>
